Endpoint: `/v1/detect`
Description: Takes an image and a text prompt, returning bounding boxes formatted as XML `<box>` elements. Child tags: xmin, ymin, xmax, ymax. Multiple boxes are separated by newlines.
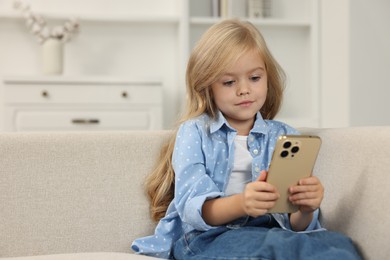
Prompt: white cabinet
<box><xmin>3</xmin><ymin>76</ymin><xmax>163</xmax><ymax>131</ymax></box>
<box><xmin>0</xmin><ymin>0</ymin><xmax>179</xmax><ymax>130</ymax></box>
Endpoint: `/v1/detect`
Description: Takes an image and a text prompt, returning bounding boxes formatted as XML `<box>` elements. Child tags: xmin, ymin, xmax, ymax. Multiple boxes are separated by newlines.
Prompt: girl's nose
<box><xmin>237</xmin><ymin>82</ymin><xmax>250</xmax><ymax>96</ymax></box>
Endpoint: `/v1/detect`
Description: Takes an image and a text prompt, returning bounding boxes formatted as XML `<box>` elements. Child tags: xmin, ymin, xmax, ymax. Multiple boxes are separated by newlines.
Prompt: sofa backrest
<box><xmin>1</xmin><ymin>127</ymin><xmax>389</xmax><ymax>259</ymax></box>
<box><xmin>301</xmin><ymin>127</ymin><xmax>390</xmax><ymax>260</ymax></box>
<box><xmin>0</xmin><ymin>131</ymin><xmax>170</xmax><ymax>257</ymax></box>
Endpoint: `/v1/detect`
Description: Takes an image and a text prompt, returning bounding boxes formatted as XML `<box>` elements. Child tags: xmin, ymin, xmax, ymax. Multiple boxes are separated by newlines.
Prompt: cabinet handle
<box><xmin>121</xmin><ymin>91</ymin><xmax>128</xmax><ymax>98</ymax></box>
<box><xmin>41</xmin><ymin>90</ymin><xmax>49</xmax><ymax>98</ymax></box>
<box><xmin>72</xmin><ymin>119</ymin><xmax>100</xmax><ymax>125</ymax></box>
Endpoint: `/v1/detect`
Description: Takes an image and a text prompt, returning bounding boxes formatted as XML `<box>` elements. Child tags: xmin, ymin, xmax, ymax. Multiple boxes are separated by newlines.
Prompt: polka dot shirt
<box><xmin>131</xmin><ymin>111</ymin><xmax>321</xmax><ymax>258</ymax></box>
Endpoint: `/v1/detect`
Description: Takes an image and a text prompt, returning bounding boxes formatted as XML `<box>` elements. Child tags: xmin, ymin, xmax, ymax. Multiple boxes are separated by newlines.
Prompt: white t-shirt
<box><xmin>225</xmin><ymin>135</ymin><xmax>252</xmax><ymax>196</ymax></box>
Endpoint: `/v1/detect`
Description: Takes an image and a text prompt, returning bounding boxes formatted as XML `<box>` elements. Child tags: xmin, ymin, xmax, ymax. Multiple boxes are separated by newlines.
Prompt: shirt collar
<box><xmin>210</xmin><ymin>111</ymin><xmax>231</xmax><ymax>134</ymax></box>
<box><xmin>209</xmin><ymin>111</ymin><xmax>269</xmax><ymax>135</ymax></box>
<box><xmin>250</xmin><ymin>113</ymin><xmax>269</xmax><ymax>135</ymax></box>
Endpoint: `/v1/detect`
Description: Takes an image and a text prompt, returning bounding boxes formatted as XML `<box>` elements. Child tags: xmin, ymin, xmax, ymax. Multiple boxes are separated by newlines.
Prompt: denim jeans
<box><xmin>173</xmin><ymin>215</ymin><xmax>362</xmax><ymax>260</ymax></box>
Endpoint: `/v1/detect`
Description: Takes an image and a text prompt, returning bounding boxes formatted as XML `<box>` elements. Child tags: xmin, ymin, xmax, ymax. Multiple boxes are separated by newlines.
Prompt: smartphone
<box><xmin>266</xmin><ymin>135</ymin><xmax>321</xmax><ymax>213</ymax></box>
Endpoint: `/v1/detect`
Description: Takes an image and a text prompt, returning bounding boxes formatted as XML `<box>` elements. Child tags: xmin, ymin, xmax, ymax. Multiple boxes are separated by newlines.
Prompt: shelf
<box><xmin>0</xmin><ymin>11</ymin><xmax>180</xmax><ymax>24</ymax></box>
<box><xmin>190</xmin><ymin>17</ymin><xmax>311</xmax><ymax>27</ymax></box>
<box><xmin>2</xmin><ymin>75</ymin><xmax>162</xmax><ymax>86</ymax></box>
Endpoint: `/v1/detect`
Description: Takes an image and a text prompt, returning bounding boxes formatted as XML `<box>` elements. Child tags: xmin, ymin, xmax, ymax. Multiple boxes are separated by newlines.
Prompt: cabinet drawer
<box><xmin>13</xmin><ymin>110</ymin><xmax>153</xmax><ymax>131</ymax></box>
<box><xmin>5</xmin><ymin>85</ymin><xmax>162</xmax><ymax>104</ymax></box>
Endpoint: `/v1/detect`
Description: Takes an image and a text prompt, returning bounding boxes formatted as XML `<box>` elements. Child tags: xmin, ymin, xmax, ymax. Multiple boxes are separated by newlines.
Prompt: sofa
<box><xmin>1</xmin><ymin>127</ymin><xmax>389</xmax><ymax>260</ymax></box>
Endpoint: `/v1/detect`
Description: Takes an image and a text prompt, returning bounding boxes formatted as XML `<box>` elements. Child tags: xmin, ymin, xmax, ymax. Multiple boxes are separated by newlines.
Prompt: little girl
<box><xmin>132</xmin><ymin>19</ymin><xmax>361</xmax><ymax>259</ymax></box>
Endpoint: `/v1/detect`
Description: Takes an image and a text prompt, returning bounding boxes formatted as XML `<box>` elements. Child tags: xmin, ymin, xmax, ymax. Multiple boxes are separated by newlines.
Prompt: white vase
<box><xmin>42</xmin><ymin>38</ymin><xmax>64</xmax><ymax>75</ymax></box>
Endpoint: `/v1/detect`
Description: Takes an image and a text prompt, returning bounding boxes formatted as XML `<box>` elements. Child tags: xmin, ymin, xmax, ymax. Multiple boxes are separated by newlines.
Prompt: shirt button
<box><xmin>253</xmin><ymin>149</ymin><xmax>259</xmax><ymax>155</ymax></box>
<box><xmin>255</xmin><ymin>167</ymin><xmax>260</xmax><ymax>173</ymax></box>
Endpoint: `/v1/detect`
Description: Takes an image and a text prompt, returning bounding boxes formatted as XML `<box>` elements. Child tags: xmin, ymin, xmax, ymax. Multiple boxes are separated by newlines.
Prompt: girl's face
<box><xmin>211</xmin><ymin>49</ymin><xmax>268</xmax><ymax>135</ymax></box>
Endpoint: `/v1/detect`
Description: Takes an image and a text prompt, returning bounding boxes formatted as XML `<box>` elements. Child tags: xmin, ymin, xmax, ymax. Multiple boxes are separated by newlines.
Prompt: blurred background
<box><xmin>0</xmin><ymin>0</ymin><xmax>389</xmax><ymax>132</ymax></box>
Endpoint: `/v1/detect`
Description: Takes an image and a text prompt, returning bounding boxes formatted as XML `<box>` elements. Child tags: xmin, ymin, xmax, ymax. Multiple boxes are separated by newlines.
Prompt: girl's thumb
<box><xmin>257</xmin><ymin>170</ymin><xmax>267</xmax><ymax>182</ymax></box>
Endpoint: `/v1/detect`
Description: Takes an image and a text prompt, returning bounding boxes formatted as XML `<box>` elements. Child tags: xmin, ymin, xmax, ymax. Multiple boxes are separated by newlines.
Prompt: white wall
<box><xmin>349</xmin><ymin>0</ymin><xmax>390</xmax><ymax>126</ymax></box>
<box><xmin>320</xmin><ymin>0</ymin><xmax>390</xmax><ymax>127</ymax></box>
<box><xmin>320</xmin><ymin>0</ymin><xmax>350</xmax><ymax>127</ymax></box>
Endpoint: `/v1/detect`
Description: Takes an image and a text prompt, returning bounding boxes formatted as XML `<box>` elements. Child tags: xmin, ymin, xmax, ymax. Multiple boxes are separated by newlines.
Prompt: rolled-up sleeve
<box><xmin>172</xmin><ymin>122</ymin><xmax>223</xmax><ymax>231</ymax></box>
<box><xmin>272</xmin><ymin>209</ymin><xmax>323</xmax><ymax>232</ymax></box>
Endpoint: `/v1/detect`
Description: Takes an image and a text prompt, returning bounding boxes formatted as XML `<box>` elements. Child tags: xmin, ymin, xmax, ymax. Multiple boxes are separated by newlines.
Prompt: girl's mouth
<box><xmin>236</xmin><ymin>101</ymin><xmax>253</xmax><ymax>107</ymax></box>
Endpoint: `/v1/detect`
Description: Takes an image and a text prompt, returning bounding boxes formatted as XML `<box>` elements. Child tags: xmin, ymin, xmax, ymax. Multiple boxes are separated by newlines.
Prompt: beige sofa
<box><xmin>1</xmin><ymin>127</ymin><xmax>389</xmax><ymax>260</ymax></box>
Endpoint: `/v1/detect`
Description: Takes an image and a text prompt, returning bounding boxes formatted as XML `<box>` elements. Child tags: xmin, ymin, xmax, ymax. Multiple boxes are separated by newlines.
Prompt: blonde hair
<box><xmin>146</xmin><ymin>19</ymin><xmax>286</xmax><ymax>222</ymax></box>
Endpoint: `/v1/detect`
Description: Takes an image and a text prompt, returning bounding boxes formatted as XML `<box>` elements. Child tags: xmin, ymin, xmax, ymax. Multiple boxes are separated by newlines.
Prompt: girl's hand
<box><xmin>288</xmin><ymin>176</ymin><xmax>324</xmax><ymax>213</ymax></box>
<box><xmin>241</xmin><ymin>170</ymin><xmax>280</xmax><ymax>217</ymax></box>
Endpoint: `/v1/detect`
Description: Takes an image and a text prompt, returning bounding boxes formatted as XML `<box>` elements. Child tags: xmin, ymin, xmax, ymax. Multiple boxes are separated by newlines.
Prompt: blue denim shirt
<box><xmin>132</xmin><ymin>111</ymin><xmax>322</xmax><ymax>259</ymax></box>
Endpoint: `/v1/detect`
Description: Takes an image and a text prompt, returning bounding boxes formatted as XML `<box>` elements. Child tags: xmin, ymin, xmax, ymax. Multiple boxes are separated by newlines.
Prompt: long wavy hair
<box><xmin>146</xmin><ymin>19</ymin><xmax>286</xmax><ymax>222</ymax></box>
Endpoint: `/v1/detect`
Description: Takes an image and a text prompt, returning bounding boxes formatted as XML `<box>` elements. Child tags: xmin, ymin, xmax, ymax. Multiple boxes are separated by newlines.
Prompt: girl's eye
<box><xmin>223</xmin><ymin>80</ymin><xmax>235</xmax><ymax>86</ymax></box>
<box><xmin>250</xmin><ymin>76</ymin><xmax>261</xmax><ymax>82</ymax></box>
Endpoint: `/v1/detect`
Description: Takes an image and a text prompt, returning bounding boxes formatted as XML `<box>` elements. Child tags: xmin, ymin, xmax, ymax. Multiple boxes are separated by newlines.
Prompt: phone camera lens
<box><xmin>291</xmin><ymin>146</ymin><xmax>300</xmax><ymax>153</ymax></box>
<box><xmin>280</xmin><ymin>150</ymin><xmax>289</xmax><ymax>158</ymax></box>
<box><xmin>283</xmin><ymin>141</ymin><xmax>291</xmax><ymax>149</ymax></box>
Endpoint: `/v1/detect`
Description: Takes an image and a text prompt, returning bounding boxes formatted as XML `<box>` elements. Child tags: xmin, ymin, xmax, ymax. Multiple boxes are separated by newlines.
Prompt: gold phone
<box><xmin>266</xmin><ymin>135</ymin><xmax>321</xmax><ymax>213</ymax></box>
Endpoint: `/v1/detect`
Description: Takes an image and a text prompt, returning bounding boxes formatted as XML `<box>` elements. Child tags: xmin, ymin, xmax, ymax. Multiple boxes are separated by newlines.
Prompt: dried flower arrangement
<box><xmin>13</xmin><ymin>0</ymin><xmax>80</xmax><ymax>44</ymax></box>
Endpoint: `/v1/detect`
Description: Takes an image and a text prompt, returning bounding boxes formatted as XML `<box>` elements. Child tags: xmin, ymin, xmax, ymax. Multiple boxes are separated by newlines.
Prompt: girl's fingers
<box><xmin>289</xmin><ymin>191</ymin><xmax>320</xmax><ymax>201</ymax></box>
<box><xmin>298</xmin><ymin>176</ymin><xmax>320</xmax><ymax>185</ymax></box>
<box><xmin>256</xmin><ymin>170</ymin><xmax>268</xmax><ymax>182</ymax></box>
<box><xmin>248</xmin><ymin>181</ymin><xmax>277</xmax><ymax>193</ymax></box>
<box><xmin>289</xmin><ymin>184</ymin><xmax>320</xmax><ymax>194</ymax></box>
<box><xmin>289</xmin><ymin>177</ymin><xmax>324</xmax><ymax>194</ymax></box>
